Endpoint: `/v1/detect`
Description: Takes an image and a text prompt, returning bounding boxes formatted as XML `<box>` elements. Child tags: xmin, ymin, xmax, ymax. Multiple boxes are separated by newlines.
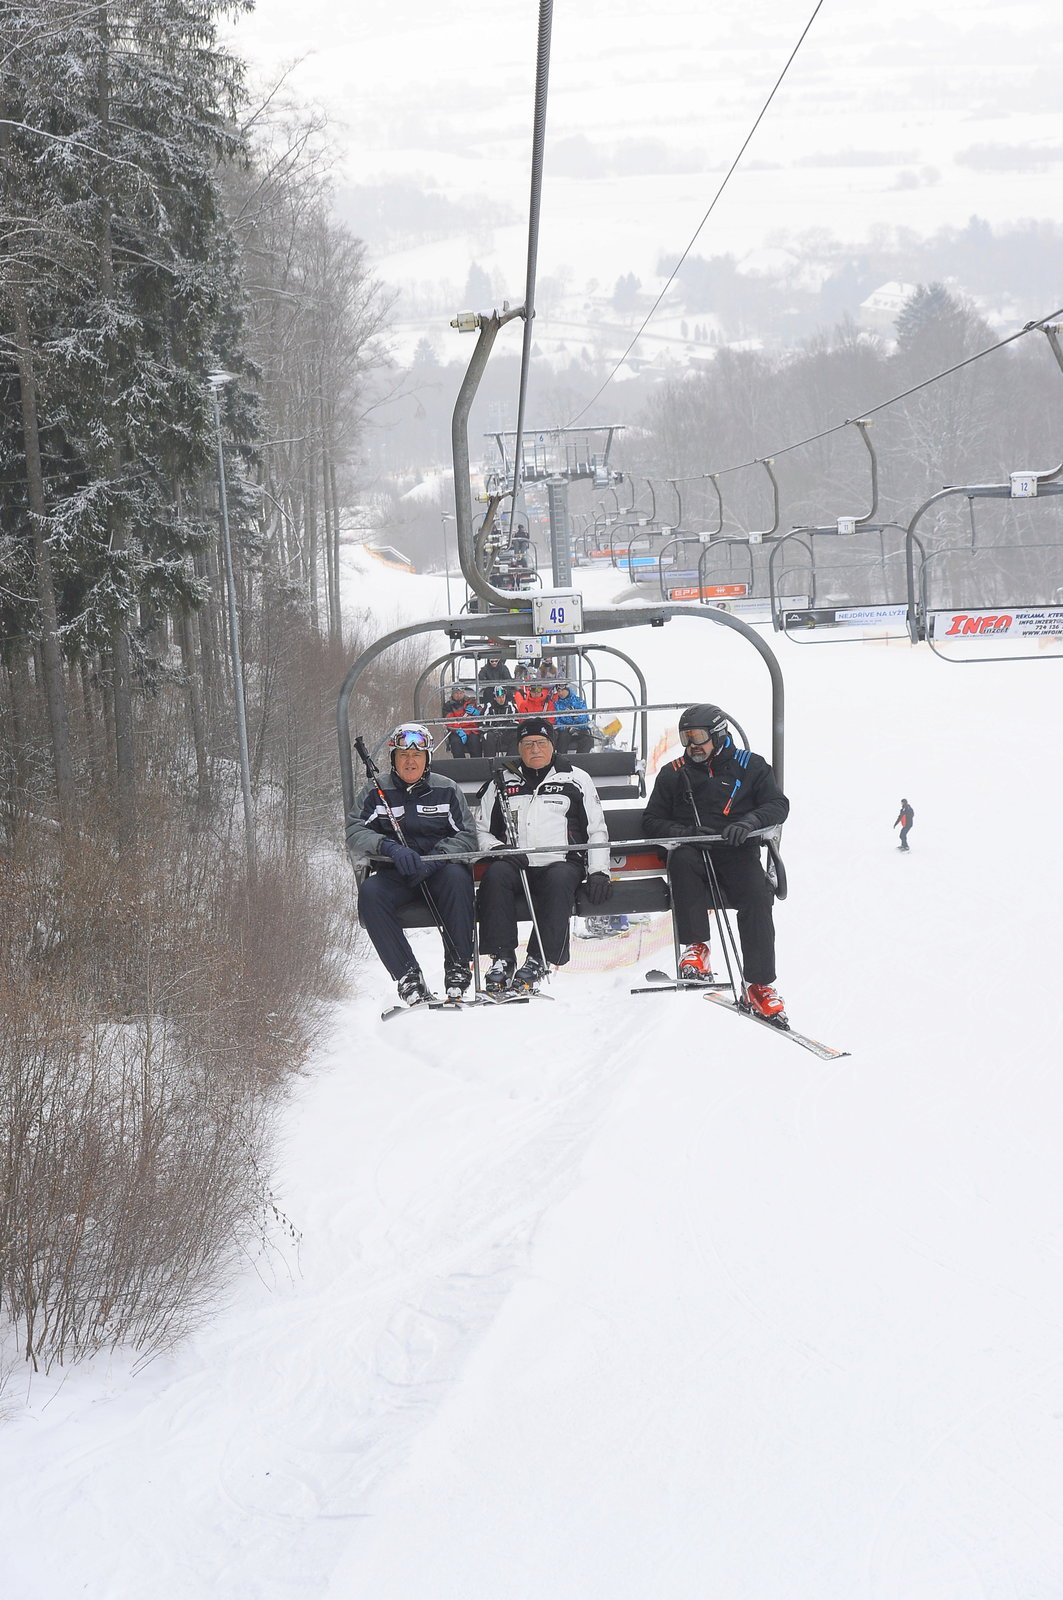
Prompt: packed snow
<box><xmin>2</xmin><ymin>555</ymin><xmax>1062</xmax><ymax>1599</ymax></box>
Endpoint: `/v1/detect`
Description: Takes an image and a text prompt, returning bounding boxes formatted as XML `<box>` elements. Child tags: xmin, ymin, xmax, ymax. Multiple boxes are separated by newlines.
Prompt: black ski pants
<box><xmin>668</xmin><ymin>842</ymin><xmax>777</xmax><ymax>984</ymax></box>
<box><xmin>477</xmin><ymin>857</ymin><xmax>583</xmax><ymax>966</ymax></box>
<box><xmin>898</xmin><ymin>823</ymin><xmax>911</xmax><ymax>849</ymax></box>
<box><xmin>359</xmin><ymin>862</ymin><xmax>475</xmax><ymax>980</ymax></box>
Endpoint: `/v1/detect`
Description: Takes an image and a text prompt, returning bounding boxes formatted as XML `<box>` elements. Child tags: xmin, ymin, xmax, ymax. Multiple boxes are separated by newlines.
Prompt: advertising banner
<box><xmin>833</xmin><ymin>604</ymin><xmax>909</xmax><ymax>626</ymax></box>
<box><xmin>929</xmin><ymin>607</ymin><xmax>1063</xmax><ymax>640</ymax></box>
<box><xmin>668</xmin><ymin>582</ymin><xmax>749</xmax><ymax>602</ymax></box>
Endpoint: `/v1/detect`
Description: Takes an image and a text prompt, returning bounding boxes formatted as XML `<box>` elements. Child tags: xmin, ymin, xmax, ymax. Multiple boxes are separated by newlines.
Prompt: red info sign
<box><xmin>668</xmin><ymin>582</ymin><xmax>748</xmax><ymax>602</ymax></box>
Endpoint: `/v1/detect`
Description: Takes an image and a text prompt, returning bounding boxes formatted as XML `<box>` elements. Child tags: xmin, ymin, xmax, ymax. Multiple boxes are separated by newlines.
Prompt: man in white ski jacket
<box><xmin>476</xmin><ymin>717</ymin><xmax>612</xmax><ymax>992</ymax></box>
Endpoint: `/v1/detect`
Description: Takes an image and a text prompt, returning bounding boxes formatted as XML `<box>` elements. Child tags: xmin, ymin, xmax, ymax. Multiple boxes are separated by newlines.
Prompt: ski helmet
<box><xmin>678</xmin><ymin>703</ymin><xmax>729</xmax><ymax>743</ymax></box>
<box><xmin>388</xmin><ymin>722</ymin><xmax>434</xmax><ymax>765</ymax></box>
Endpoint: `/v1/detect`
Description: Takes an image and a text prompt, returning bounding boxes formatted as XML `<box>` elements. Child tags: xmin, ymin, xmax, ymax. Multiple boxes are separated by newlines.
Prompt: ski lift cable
<box><xmin>567</xmin><ymin>0</ymin><xmax>826</xmax><ymax>427</ymax></box>
<box><xmin>655</xmin><ymin>308</ymin><xmax>1063</xmax><ymax>483</ymax></box>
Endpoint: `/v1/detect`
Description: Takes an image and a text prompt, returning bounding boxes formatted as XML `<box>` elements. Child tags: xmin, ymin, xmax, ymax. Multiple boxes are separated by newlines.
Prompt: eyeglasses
<box><xmin>391</xmin><ymin>728</ymin><xmax>431</xmax><ymax>751</ymax></box>
<box><xmin>680</xmin><ymin>728</ymin><xmax>713</xmax><ymax>748</ymax></box>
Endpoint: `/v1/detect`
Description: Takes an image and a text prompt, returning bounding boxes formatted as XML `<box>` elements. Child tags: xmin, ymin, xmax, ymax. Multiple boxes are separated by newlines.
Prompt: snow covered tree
<box><xmin>1</xmin><ymin>0</ymin><xmax>255</xmax><ymax>834</ymax></box>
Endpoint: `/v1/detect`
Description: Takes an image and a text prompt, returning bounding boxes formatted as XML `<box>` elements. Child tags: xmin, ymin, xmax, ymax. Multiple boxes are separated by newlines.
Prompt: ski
<box><xmin>632</xmin><ymin>968</ymin><xmax>730</xmax><ymax>995</ymax></box>
<box><xmin>702</xmin><ymin>989</ymin><xmax>850</xmax><ymax>1060</ymax></box>
<box><xmin>427</xmin><ymin>993</ymin><xmax>531</xmax><ymax>1011</ymax></box>
<box><xmin>381</xmin><ymin>992</ymin><xmax>535</xmax><ymax>1019</ymax></box>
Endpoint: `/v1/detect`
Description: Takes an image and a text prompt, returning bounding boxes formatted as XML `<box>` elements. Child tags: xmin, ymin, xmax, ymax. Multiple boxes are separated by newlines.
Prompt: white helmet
<box><xmin>388</xmin><ymin>722</ymin><xmax>434</xmax><ymax>762</ymax></box>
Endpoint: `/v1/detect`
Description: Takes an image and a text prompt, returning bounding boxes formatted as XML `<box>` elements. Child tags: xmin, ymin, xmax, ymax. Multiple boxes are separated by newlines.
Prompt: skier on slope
<box><xmin>894</xmin><ymin>797</ymin><xmax>914</xmax><ymax>851</ymax></box>
<box><xmin>476</xmin><ymin>718</ymin><xmax>612</xmax><ymax>992</ymax></box>
<box><xmin>642</xmin><ymin>703</ymin><xmax>789</xmax><ymax>1019</ymax></box>
<box><xmin>346</xmin><ymin>723</ymin><xmax>478</xmax><ymax>1005</ymax></box>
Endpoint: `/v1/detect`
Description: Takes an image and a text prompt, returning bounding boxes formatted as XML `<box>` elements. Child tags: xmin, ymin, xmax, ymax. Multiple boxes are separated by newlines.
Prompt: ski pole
<box><xmin>490</xmin><ymin>762</ymin><xmax>552</xmax><ymax>986</ymax></box>
<box><xmin>680</xmin><ymin>769</ymin><xmax>744</xmax><ymax>1003</ymax></box>
<box><xmin>353</xmin><ymin>735</ymin><xmax>467</xmax><ymax>971</ymax></box>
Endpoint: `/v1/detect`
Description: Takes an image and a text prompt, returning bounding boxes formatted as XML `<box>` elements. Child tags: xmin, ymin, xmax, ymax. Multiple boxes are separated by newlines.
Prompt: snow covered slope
<box><xmin>2</xmin><ymin>562</ymin><xmax>1061</xmax><ymax>1599</ymax></box>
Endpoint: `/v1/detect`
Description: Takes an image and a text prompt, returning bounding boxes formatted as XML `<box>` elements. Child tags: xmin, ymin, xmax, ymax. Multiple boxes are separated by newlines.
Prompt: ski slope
<box><xmin>2</xmin><ymin>557</ymin><xmax>1062</xmax><ymax>1599</ymax></box>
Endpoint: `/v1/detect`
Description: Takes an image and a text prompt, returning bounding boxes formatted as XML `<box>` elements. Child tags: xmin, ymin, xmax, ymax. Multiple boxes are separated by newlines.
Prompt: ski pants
<box><xmin>358</xmin><ymin>862</ymin><xmax>475</xmax><ymax>980</ymax></box>
<box><xmin>446</xmin><ymin>730</ymin><xmax>483</xmax><ymax>758</ymax></box>
<box><xmin>898</xmin><ymin>823</ymin><xmax>911</xmax><ymax>849</ymax></box>
<box><xmin>667</xmin><ymin>842</ymin><xmax>777</xmax><ymax>984</ymax></box>
<box><xmin>477</xmin><ymin>857</ymin><xmax>583</xmax><ymax>966</ymax></box>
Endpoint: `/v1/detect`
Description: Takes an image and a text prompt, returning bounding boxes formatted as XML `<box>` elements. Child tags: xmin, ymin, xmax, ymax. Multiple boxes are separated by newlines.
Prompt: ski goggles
<box><xmin>679</xmin><ymin>728</ymin><xmax>713</xmax><ymax>749</ymax></box>
<box><xmin>390</xmin><ymin>727</ymin><xmax>432</xmax><ymax>752</ymax></box>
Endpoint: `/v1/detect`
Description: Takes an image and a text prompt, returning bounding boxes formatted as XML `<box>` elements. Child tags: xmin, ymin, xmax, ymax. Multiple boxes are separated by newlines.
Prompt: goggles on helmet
<box><xmin>389</xmin><ymin>724</ymin><xmax>433</xmax><ymax>753</ymax></box>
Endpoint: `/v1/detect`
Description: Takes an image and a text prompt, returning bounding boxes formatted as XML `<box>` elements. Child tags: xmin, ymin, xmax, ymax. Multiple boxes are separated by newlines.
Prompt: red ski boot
<box><xmin>678</xmin><ymin>942</ymin><xmax>713</xmax><ymax>982</ymax></box>
<box><xmin>745</xmin><ymin>982</ymin><xmax>787</xmax><ymax>1021</ymax></box>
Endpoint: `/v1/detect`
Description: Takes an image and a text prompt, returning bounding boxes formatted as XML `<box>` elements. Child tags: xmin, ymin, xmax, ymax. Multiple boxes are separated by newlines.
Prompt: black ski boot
<box><xmin>485</xmin><ymin>954</ymin><xmax>516</xmax><ymax>995</ymax></box>
<box><xmin>511</xmin><ymin>955</ymin><xmax>545</xmax><ymax>993</ymax></box>
<box><xmin>397</xmin><ymin>966</ymin><xmax>430</xmax><ymax>1006</ymax></box>
<box><xmin>443</xmin><ymin>957</ymin><xmax>472</xmax><ymax>1002</ymax></box>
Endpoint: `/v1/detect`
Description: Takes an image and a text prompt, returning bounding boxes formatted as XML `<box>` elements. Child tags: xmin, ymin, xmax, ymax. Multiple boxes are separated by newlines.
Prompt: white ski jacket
<box><xmin>476</xmin><ymin>757</ymin><xmax>610</xmax><ymax>877</ymax></box>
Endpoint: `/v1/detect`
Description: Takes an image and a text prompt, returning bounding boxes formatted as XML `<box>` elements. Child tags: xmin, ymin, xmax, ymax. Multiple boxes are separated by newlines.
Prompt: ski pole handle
<box><xmin>353</xmin><ymin>735</ymin><xmax>378</xmax><ymax>780</ymax></box>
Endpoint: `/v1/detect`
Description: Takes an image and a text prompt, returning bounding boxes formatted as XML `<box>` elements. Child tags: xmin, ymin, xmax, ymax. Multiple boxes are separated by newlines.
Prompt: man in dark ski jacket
<box><xmin>475</xmin><ymin>717</ymin><xmax>611</xmax><ymax>993</ymax></box>
<box><xmin>477</xmin><ymin>647</ymin><xmax>514</xmax><ymax>686</ymax></box>
<box><xmin>894</xmin><ymin>798</ymin><xmax>914</xmax><ymax>851</ymax></box>
<box><xmin>643</xmin><ymin>702</ymin><xmax>789</xmax><ymax>1019</ymax></box>
<box><xmin>346</xmin><ymin>722</ymin><xmax>478</xmax><ymax>1005</ymax></box>
<box><xmin>479</xmin><ymin>680</ymin><xmax>520</xmax><ymax>757</ymax></box>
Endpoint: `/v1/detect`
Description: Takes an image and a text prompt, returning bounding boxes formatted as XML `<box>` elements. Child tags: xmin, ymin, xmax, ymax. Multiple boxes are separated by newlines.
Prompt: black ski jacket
<box><xmin>642</xmin><ymin>735</ymin><xmax>789</xmax><ymax>840</ymax></box>
<box><xmin>894</xmin><ymin>802</ymin><xmax>914</xmax><ymax>828</ymax></box>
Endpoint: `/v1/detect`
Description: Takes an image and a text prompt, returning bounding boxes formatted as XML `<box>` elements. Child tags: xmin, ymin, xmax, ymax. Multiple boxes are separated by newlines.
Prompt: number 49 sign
<box><xmin>531</xmin><ymin>591</ymin><xmax>584</xmax><ymax>636</ymax></box>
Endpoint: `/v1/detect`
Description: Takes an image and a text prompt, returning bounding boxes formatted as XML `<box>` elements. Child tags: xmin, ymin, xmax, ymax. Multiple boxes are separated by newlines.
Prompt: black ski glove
<box><xmin>505</xmin><ymin>850</ymin><xmax>530</xmax><ymax>871</ymax></box>
<box><xmin>720</xmin><ymin>820</ymin><xmax>753</xmax><ymax>846</ymax></box>
<box><xmin>379</xmin><ymin>839</ymin><xmax>425</xmax><ymax>878</ymax></box>
<box><xmin>583</xmin><ymin>872</ymin><xmax>613</xmax><ymax>906</ymax></box>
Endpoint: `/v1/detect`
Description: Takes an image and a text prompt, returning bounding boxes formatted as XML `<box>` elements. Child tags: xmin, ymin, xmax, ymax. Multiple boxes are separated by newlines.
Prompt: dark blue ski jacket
<box><xmin>346</xmin><ymin>768</ymin><xmax>477</xmax><ymax>864</ymax></box>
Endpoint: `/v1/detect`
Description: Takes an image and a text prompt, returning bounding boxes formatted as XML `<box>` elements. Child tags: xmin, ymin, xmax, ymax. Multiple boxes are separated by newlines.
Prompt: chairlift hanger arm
<box><xmin>668</xmin><ymin>478</ymin><xmax>682</xmax><ymax>529</ymax></box>
<box><xmin>852</xmin><ymin>418</ymin><xmax>879</xmax><ymax>526</ymax></box>
<box><xmin>746</xmin><ymin>458</ymin><xmax>780</xmax><ymax>543</ymax></box>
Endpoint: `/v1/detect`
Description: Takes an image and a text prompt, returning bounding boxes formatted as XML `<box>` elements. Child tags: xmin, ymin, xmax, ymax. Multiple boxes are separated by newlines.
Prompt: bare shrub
<box><xmin>0</xmin><ymin>783</ymin><xmax>354</xmax><ymax>1369</ymax></box>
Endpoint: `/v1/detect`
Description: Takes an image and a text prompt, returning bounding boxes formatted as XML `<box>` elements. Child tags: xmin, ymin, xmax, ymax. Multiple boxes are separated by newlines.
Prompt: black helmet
<box><xmin>678</xmin><ymin>703</ymin><xmax>728</xmax><ymax>741</ymax></box>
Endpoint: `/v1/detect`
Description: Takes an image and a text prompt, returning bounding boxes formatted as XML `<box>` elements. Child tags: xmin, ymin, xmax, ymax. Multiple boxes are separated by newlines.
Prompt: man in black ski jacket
<box><xmin>346</xmin><ymin>722</ymin><xmax>477</xmax><ymax>1005</ymax></box>
<box><xmin>894</xmin><ymin>798</ymin><xmax>914</xmax><ymax>851</ymax></box>
<box><xmin>643</xmin><ymin>702</ymin><xmax>789</xmax><ymax>1019</ymax></box>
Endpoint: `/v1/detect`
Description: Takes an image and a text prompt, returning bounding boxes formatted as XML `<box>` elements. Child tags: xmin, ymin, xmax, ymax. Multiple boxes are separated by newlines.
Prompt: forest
<box><xmin>0</xmin><ymin>1</ymin><xmax>407</xmax><ymax>1373</ymax></box>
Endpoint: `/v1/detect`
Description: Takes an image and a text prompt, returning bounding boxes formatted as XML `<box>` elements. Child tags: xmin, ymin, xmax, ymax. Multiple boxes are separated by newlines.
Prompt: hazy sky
<box><xmin>228</xmin><ymin>2</ymin><xmax>1063</xmax><ymax>296</ymax></box>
